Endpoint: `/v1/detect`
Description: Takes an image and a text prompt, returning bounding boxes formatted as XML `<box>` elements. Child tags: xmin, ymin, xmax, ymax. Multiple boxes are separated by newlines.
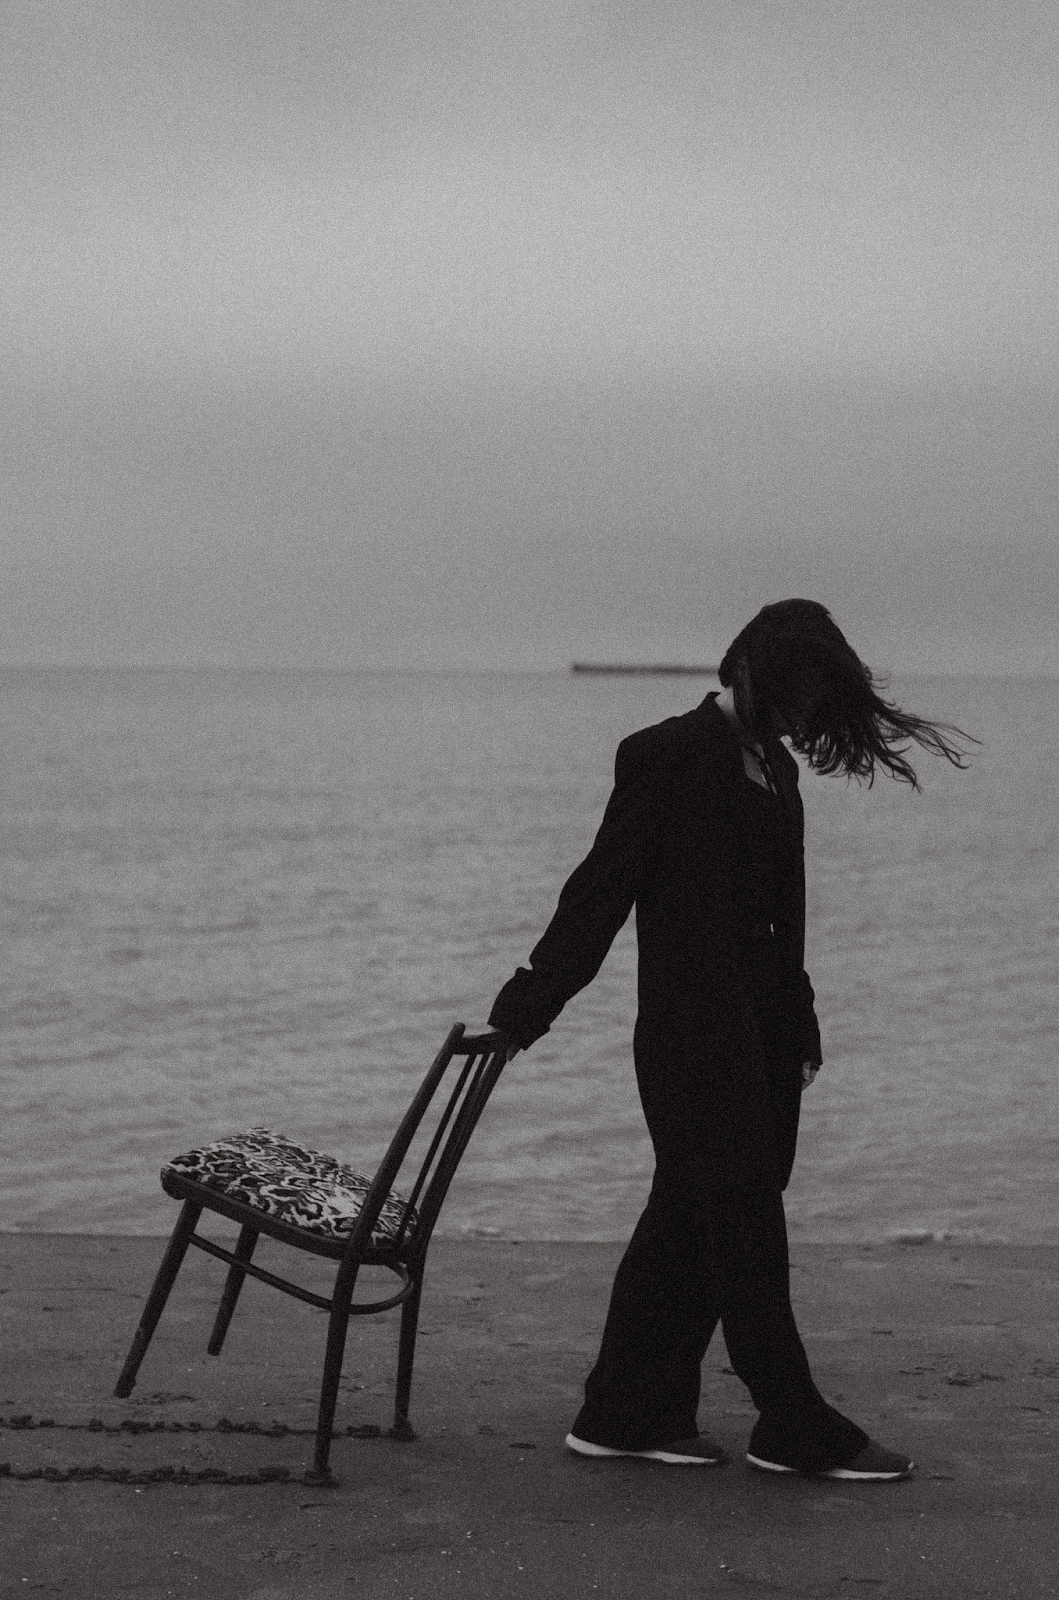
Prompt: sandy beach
<box><xmin>1</xmin><ymin>1232</ymin><xmax>1056</xmax><ymax>1598</ymax></box>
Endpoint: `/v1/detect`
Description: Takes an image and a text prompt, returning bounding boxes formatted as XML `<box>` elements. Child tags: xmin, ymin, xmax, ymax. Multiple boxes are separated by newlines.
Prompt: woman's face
<box><xmin>736</xmin><ymin>654</ymin><xmax>832</xmax><ymax>748</ymax></box>
<box><xmin>771</xmin><ymin>681</ymin><xmax>830</xmax><ymax>747</ymax></box>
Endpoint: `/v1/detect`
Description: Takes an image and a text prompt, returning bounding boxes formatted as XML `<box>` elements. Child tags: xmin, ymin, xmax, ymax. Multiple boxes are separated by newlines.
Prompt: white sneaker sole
<box><xmin>822</xmin><ymin>1460</ymin><xmax>914</xmax><ymax>1481</ymax></box>
<box><xmin>566</xmin><ymin>1433</ymin><xmax>724</xmax><ymax>1466</ymax></box>
<box><xmin>746</xmin><ymin>1451</ymin><xmax>914</xmax><ymax>1481</ymax></box>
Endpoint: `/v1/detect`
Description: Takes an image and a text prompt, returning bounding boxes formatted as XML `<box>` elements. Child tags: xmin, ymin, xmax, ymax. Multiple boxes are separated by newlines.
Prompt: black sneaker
<box><xmin>747</xmin><ymin>1438</ymin><xmax>914</xmax><ymax>1481</ymax></box>
<box><xmin>566</xmin><ymin>1432</ymin><xmax>727</xmax><ymax>1466</ymax></box>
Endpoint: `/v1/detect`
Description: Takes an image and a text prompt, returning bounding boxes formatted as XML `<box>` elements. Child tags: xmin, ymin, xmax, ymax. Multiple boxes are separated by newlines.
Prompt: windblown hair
<box><xmin>718</xmin><ymin>599</ymin><xmax>974</xmax><ymax>788</ymax></box>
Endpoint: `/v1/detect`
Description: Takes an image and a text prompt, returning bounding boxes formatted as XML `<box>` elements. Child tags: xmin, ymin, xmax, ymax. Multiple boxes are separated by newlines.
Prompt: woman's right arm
<box><xmin>488</xmin><ymin>732</ymin><xmax>659</xmax><ymax>1054</ymax></box>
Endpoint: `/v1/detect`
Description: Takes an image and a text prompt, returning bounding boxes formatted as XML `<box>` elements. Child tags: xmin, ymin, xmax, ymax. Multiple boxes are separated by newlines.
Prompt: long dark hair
<box><xmin>718</xmin><ymin>599</ymin><xmax>975</xmax><ymax>788</ymax></box>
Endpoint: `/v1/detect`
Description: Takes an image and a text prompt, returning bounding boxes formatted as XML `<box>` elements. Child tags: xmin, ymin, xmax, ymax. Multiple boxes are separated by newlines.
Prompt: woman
<box><xmin>488</xmin><ymin>599</ymin><xmax>971</xmax><ymax>1481</ymax></box>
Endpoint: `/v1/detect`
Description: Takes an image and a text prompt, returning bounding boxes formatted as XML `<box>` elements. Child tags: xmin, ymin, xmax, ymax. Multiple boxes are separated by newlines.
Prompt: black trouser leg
<box><xmin>716</xmin><ymin>1189</ymin><xmax>867</xmax><ymax>1470</ymax></box>
<box><xmin>572</xmin><ymin>1172</ymin><xmax>866</xmax><ymax>1466</ymax></box>
<box><xmin>573</xmin><ymin>1168</ymin><xmax>720</xmax><ymax>1449</ymax></box>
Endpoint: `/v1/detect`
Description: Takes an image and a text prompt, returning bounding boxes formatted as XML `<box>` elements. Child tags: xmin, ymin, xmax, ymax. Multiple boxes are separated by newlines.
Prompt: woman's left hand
<box><xmin>801</xmin><ymin>1062</ymin><xmax>820</xmax><ymax>1090</ymax></box>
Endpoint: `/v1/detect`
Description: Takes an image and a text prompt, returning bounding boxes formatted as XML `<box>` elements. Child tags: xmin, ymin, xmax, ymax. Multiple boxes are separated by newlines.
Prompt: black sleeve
<box><xmin>488</xmin><ymin>734</ymin><xmax>658</xmax><ymax>1050</ymax></box>
<box><xmin>794</xmin><ymin>970</ymin><xmax>823</xmax><ymax>1067</ymax></box>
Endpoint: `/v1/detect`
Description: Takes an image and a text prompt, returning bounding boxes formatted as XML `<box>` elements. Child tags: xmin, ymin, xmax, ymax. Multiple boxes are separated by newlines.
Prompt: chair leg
<box><xmin>390</xmin><ymin>1274</ymin><xmax>424</xmax><ymax>1442</ymax></box>
<box><xmin>207</xmin><ymin>1224</ymin><xmax>259</xmax><ymax>1356</ymax></box>
<box><xmin>114</xmin><ymin>1200</ymin><xmax>202</xmax><ymax>1398</ymax></box>
<box><xmin>305</xmin><ymin>1265</ymin><xmax>361</xmax><ymax>1484</ymax></box>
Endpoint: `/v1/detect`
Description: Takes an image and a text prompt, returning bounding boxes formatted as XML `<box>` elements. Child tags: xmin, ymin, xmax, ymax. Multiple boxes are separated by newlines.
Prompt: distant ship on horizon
<box><xmin>570</xmin><ymin>662</ymin><xmax>719</xmax><ymax>676</ymax></box>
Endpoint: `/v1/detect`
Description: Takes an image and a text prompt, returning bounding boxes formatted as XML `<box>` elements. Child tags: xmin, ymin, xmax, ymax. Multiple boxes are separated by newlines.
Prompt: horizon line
<box><xmin>0</xmin><ymin>660</ymin><xmax>1056</xmax><ymax>680</ymax></box>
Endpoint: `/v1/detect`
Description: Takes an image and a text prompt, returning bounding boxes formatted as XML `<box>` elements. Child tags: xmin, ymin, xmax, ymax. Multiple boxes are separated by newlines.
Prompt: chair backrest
<box><xmin>345</xmin><ymin>1024</ymin><xmax>508</xmax><ymax>1262</ymax></box>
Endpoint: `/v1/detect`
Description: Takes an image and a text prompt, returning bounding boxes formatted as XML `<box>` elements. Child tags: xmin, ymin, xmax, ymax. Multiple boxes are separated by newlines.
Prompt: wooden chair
<box><xmin>114</xmin><ymin>1025</ymin><xmax>508</xmax><ymax>1482</ymax></box>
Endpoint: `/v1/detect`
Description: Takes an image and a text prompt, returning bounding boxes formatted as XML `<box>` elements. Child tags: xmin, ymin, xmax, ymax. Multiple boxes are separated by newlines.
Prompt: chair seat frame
<box><xmin>160</xmin><ymin>1174</ymin><xmax>418</xmax><ymax>1311</ymax></box>
<box><xmin>114</xmin><ymin>1025</ymin><xmax>507</xmax><ymax>1482</ymax></box>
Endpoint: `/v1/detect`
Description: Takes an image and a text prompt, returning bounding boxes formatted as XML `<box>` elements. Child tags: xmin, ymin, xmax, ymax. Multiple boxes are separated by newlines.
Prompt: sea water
<box><xmin>1</xmin><ymin>666</ymin><xmax>1056</xmax><ymax>1242</ymax></box>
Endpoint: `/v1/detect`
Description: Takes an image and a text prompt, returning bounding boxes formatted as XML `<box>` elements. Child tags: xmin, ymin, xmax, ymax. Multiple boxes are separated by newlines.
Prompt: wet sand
<box><xmin>1</xmin><ymin>1233</ymin><xmax>1057</xmax><ymax>1598</ymax></box>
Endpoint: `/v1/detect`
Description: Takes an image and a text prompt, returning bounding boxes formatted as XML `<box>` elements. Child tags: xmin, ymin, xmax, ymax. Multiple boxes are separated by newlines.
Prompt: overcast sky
<box><xmin>3</xmin><ymin>0</ymin><xmax>1057</xmax><ymax>672</ymax></box>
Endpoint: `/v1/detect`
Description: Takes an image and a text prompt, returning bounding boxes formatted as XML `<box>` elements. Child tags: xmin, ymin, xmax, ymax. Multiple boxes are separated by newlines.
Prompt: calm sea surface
<box><xmin>1</xmin><ymin>667</ymin><xmax>1056</xmax><ymax>1243</ymax></box>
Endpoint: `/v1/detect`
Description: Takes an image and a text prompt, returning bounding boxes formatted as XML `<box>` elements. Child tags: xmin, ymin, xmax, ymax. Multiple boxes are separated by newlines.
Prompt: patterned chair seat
<box><xmin>163</xmin><ymin>1128</ymin><xmax>417</xmax><ymax>1249</ymax></box>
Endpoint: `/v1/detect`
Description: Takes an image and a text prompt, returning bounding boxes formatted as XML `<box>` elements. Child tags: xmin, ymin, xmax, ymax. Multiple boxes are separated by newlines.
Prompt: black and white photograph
<box><xmin>2</xmin><ymin>3</ymin><xmax>1057</xmax><ymax>1594</ymax></box>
